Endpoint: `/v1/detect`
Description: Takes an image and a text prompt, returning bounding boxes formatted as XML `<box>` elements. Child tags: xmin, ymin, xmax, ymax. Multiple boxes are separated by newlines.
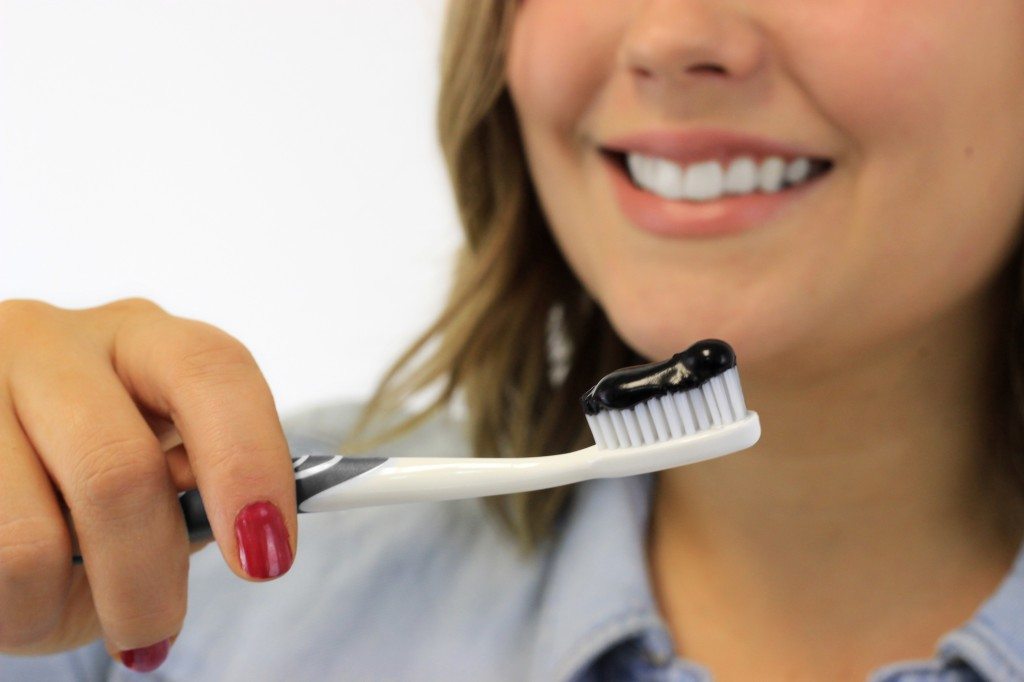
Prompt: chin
<box><xmin>597</xmin><ymin>289</ymin><xmax>814</xmax><ymax>376</ymax></box>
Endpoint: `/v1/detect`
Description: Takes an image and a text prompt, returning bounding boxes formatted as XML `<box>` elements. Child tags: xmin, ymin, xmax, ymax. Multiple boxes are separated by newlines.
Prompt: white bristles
<box><xmin>724</xmin><ymin>368</ymin><xmax>747</xmax><ymax>418</ymax></box>
<box><xmin>701</xmin><ymin>383</ymin><xmax>719</xmax><ymax>427</ymax></box>
<box><xmin>634</xmin><ymin>402</ymin><xmax>657</xmax><ymax>445</ymax></box>
<box><xmin>586</xmin><ymin>367</ymin><xmax>748</xmax><ymax>449</ymax></box>
<box><xmin>609</xmin><ymin>410</ymin><xmax>628</xmax><ymax>447</ymax></box>
<box><xmin>691</xmin><ymin>389</ymin><xmax>711</xmax><ymax>431</ymax></box>
<box><xmin>646</xmin><ymin>398</ymin><xmax>670</xmax><ymax>441</ymax></box>
<box><xmin>597</xmin><ymin>410</ymin><xmax>618</xmax><ymax>448</ymax></box>
<box><xmin>621</xmin><ymin>409</ymin><xmax>643</xmax><ymax>447</ymax></box>
<box><xmin>585</xmin><ymin>414</ymin><xmax>607</xmax><ymax>449</ymax></box>
<box><xmin>659</xmin><ymin>394</ymin><xmax>682</xmax><ymax>438</ymax></box>
<box><xmin>710</xmin><ymin>374</ymin><xmax>732</xmax><ymax>422</ymax></box>
<box><xmin>669</xmin><ymin>392</ymin><xmax>690</xmax><ymax>435</ymax></box>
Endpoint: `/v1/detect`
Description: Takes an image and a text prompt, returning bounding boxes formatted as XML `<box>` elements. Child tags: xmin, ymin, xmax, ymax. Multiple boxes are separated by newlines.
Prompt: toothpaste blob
<box><xmin>581</xmin><ymin>339</ymin><xmax>737</xmax><ymax>415</ymax></box>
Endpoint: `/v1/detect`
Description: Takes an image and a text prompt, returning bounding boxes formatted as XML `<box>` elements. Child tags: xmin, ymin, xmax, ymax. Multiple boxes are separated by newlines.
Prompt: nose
<box><xmin>618</xmin><ymin>0</ymin><xmax>764</xmax><ymax>87</ymax></box>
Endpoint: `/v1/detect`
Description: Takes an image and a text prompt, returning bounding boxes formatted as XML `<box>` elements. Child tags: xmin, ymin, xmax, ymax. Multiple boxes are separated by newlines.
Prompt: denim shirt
<box><xmin>2</xmin><ymin>399</ymin><xmax>1024</xmax><ymax>681</ymax></box>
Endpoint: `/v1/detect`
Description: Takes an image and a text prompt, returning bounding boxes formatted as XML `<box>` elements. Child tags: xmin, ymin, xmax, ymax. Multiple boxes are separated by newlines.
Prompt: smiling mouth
<box><xmin>598</xmin><ymin>148</ymin><xmax>831</xmax><ymax>201</ymax></box>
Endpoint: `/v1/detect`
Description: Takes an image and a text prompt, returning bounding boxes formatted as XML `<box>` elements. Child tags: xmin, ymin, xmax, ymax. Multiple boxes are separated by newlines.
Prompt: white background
<box><xmin>0</xmin><ymin>1</ymin><xmax>460</xmax><ymax>417</ymax></box>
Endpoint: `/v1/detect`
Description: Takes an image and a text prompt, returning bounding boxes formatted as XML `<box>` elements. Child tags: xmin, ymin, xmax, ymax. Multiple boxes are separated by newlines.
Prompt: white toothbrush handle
<box><xmin>297</xmin><ymin>450</ymin><xmax>594</xmax><ymax>512</ymax></box>
<box><xmin>71</xmin><ymin>412</ymin><xmax>758</xmax><ymax>564</ymax></box>
<box><xmin>299</xmin><ymin>411</ymin><xmax>760</xmax><ymax>511</ymax></box>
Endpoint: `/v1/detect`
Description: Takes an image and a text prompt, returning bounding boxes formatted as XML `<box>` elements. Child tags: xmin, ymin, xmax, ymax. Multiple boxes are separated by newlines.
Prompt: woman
<box><xmin>2</xmin><ymin>1</ymin><xmax>1024</xmax><ymax>679</ymax></box>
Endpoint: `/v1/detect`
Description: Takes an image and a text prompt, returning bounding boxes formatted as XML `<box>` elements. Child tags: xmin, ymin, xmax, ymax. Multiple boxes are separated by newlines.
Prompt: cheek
<box><xmin>507</xmin><ymin>0</ymin><xmax>627</xmax><ymax>298</ymax></box>
<box><xmin>809</xmin><ymin>2</ymin><xmax>1024</xmax><ymax>306</ymax></box>
<box><xmin>800</xmin><ymin>1</ymin><xmax>1024</xmax><ymax>148</ymax></box>
<box><xmin>795</xmin><ymin>5</ymin><xmax>941</xmax><ymax>141</ymax></box>
<box><xmin>507</xmin><ymin>0</ymin><xmax>623</xmax><ymax>136</ymax></box>
<box><xmin>707</xmin><ymin>0</ymin><xmax>1024</xmax><ymax>361</ymax></box>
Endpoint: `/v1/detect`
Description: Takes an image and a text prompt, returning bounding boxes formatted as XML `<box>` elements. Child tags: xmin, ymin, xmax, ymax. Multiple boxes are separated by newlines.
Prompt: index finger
<box><xmin>110</xmin><ymin>314</ymin><xmax>296</xmax><ymax>581</ymax></box>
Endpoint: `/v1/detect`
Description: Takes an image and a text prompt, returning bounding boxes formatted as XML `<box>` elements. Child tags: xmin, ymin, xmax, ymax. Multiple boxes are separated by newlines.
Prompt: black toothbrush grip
<box><xmin>178</xmin><ymin>489</ymin><xmax>214</xmax><ymax>543</ymax></box>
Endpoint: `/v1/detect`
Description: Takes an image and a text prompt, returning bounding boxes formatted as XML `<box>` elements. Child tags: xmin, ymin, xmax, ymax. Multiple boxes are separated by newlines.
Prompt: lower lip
<box><xmin>602</xmin><ymin>152</ymin><xmax>831</xmax><ymax>238</ymax></box>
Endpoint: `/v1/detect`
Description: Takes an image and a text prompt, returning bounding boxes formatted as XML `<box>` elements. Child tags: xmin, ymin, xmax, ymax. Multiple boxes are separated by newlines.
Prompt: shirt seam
<box><xmin>943</xmin><ymin>619</ymin><xmax>1024</xmax><ymax>681</ymax></box>
<box><xmin>865</xmin><ymin>656</ymin><xmax>942</xmax><ymax>682</ymax></box>
<box><xmin>973</xmin><ymin>612</ymin><xmax>1024</xmax><ymax>673</ymax></box>
<box><xmin>550</xmin><ymin>607</ymin><xmax>663</xmax><ymax>682</ymax></box>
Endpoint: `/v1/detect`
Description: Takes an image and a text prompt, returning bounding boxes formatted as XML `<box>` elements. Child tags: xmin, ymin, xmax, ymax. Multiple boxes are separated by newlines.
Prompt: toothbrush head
<box><xmin>581</xmin><ymin>339</ymin><xmax>749</xmax><ymax>450</ymax></box>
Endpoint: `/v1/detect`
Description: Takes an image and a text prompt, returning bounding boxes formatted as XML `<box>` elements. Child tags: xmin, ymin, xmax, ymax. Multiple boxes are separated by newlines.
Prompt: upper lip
<box><xmin>600</xmin><ymin>127</ymin><xmax>833</xmax><ymax>167</ymax></box>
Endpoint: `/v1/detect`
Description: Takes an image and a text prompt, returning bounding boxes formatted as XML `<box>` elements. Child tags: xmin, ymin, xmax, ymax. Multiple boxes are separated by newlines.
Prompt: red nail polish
<box><xmin>234</xmin><ymin>500</ymin><xmax>293</xmax><ymax>579</ymax></box>
<box><xmin>120</xmin><ymin>637</ymin><xmax>171</xmax><ymax>672</ymax></box>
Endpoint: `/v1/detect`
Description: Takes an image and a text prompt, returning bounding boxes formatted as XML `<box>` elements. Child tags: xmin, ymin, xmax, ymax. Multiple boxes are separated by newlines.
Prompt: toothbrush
<box><xmin>70</xmin><ymin>338</ymin><xmax>760</xmax><ymax>564</ymax></box>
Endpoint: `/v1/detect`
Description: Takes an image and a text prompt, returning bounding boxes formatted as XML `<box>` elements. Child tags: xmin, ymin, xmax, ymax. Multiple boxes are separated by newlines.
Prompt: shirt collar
<box><xmin>530</xmin><ymin>471</ymin><xmax>1024</xmax><ymax>682</ymax></box>
<box><xmin>935</xmin><ymin>530</ymin><xmax>1024</xmax><ymax>680</ymax></box>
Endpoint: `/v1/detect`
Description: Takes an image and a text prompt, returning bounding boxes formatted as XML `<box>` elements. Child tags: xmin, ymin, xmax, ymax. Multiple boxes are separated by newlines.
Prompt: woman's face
<box><xmin>506</xmin><ymin>1</ymin><xmax>1024</xmax><ymax>377</ymax></box>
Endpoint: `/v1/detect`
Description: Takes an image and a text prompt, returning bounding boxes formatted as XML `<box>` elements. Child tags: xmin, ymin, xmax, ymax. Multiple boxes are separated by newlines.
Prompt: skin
<box><xmin>0</xmin><ymin>298</ymin><xmax>296</xmax><ymax>663</ymax></box>
<box><xmin>507</xmin><ymin>1</ymin><xmax>1024</xmax><ymax>679</ymax></box>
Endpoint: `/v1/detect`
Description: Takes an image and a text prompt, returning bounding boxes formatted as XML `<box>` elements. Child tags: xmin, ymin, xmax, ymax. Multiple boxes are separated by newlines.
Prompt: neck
<box><xmin>647</xmin><ymin>276</ymin><xmax>1024</xmax><ymax>679</ymax></box>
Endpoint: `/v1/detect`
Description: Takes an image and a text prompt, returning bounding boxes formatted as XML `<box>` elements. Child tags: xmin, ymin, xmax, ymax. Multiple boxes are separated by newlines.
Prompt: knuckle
<box><xmin>101</xmin><ymin>297</ymin><xmax>165</xmax><ymax>316</ymax></box>
<box><xmin>0</xmin><ymin>298</ymin><xmax>52</xmax><ymax>320</ymax></box>
<box><xmin>72</xmin><ymin>438</ymin><xmax>165</xmax><ymax>512</ymax></box>
<box><xmin>205</xmin><ymin>439</ymin><xmax>283</xmax><ymax>483</ymax></box>
<box><xmin>0</xmin><ymin>516</ymin><xmax>68</xmax><ymax>580</ymax></box>
<box><xmin>0</xmin><ymin>613</ymin><xmax>62</xmax><ymax>649</ymax></box>
<box><xmin>0</xmin><ymin>519</ymin><xmax>68</xmax><ymax>648</ymax></box>
<box><xmin>0</xmin><ymin>299</ymin><xmax>58</xmax><ymax>354</ymax></box>
<box><xmin>95</xmin><ymin>298</ymin><xmax>169</xmax><ymax>348</ymax></box>
<box><xmin>164</xmin><ymin>330</ymin><xmax>257</xmax><ymax>389</ymax></box>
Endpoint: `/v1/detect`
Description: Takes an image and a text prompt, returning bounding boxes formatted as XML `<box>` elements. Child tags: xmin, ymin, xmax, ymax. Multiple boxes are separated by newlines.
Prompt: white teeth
<box><xmin>652</xmin><ymin>155</ymin><xmax>689</xmax><ymax>200</ymax></box>
<box><xmin>626</xmin><ymin>153</ymin><xmax>646</xmax><ymax>192</ymax></box>
<box><xmin>784</xmin><ymin>157</ymin><xmax>811</xmax><ymax>185</ymax></box>
<box><xmin>684</xmin><ymin>161</ymin><xmax>725</xmax><ymax>201</ymax></box>
<box><xmin>758</xmin><ymin>157</ymin><xmax>786</xmax><ymax>193</ymax></box>
<box><xmin>723</xmin><ymin>157</ymin><xmax>758</xmax><ymax>194</ymax></box>
<box><xmin>625</xmin><ymin>153</ymin><xmax>823</xmax><ymax>202</ymax></box>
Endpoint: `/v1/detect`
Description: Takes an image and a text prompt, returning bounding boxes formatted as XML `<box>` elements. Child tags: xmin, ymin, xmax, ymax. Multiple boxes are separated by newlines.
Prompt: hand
<box><xmin>0</xmin><ymin>297</ymin><xmax>297</xmax><ymax>668</ymax></box>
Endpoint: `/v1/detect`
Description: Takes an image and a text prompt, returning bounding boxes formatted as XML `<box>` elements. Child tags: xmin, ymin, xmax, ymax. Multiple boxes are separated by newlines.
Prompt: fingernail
<box><xmin>234</xmin><ymin>500</ymin><xmax>293</xmax><ymax>579</ymax></box>
<box><xmin>120</xmin><ymin>637</ymin><xmax>171</xmax><ymax>672</ymax></box>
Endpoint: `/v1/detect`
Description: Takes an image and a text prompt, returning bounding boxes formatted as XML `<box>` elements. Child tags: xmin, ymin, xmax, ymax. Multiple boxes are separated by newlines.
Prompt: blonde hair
<box><xmin>344</xmin><ymin>0</ymin><xmax>1024</xmax><ymax>551</ymax></box>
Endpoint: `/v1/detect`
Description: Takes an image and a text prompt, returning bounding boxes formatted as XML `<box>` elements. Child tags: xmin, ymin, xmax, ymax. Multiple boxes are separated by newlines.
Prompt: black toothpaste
<box><xmin>580</xmin><ymin>339</ymin><xmax>736</xmax><ymax>415</ymax></box>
